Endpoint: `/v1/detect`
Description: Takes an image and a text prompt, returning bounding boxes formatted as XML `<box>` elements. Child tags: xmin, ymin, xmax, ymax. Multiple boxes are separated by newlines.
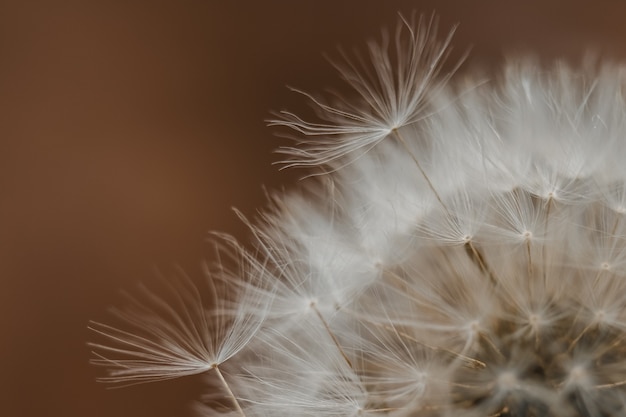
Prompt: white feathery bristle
<box><xmin>91</xmin><ymin>12</ymin><xmax>626</xmax><ymax>417</ymax></box>
<box><xmin>270</xmin><ymin>13</ymin><xmax>464</xmax><ymax>170</ymax></box>
<box><xmin>88</xmin><ymin>240</ymin><xmax>271</xmax><ymax>387</ymax></box>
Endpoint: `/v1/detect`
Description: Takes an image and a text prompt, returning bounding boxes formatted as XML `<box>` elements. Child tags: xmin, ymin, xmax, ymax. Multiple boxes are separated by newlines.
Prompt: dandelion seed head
<box><xmin>91</xmin><ymin>12</ymin><xmax>626</xmax><ymax>417</ymax></box>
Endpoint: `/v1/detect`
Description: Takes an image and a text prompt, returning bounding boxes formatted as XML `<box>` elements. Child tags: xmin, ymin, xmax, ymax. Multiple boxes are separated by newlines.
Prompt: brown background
<box><xmin>1</xmin><ymin>1</ymin><xmax>625</xmax><ymax>416</ymax></box>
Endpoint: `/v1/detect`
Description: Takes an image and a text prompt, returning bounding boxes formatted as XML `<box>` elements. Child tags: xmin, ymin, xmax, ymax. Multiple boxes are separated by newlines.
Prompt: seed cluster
<box><xmin>89</xmin><ymin>14</ymin><xmax>626</xmax><ymax>417</ymax></box>
<box><xmin>348</xmin><ymin>187</ymin><xmax>626</xmax><ymax>417</ymax></box>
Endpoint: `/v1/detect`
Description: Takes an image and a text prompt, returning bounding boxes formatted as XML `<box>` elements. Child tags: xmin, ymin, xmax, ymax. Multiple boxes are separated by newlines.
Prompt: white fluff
<box><xmin>90</xmin><ymin>12</ymin><xmax>626</xmax><ymax>417</ymax></box>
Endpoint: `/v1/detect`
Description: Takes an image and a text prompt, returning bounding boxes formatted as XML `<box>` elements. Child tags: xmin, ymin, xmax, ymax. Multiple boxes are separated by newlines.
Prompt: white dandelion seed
<box><xmin>270</xmin><ymin>13</ymin><xmax>465</xmax><ymax>170</ymax></box>
<box><xmin>91</xmin><ymin>12</ymin><xmax>626</xmax><ymax>417</ymax></box>
<box><xmin>89</xmin><ymin>239</ymin><xmax>273</xmax><ymax>416</ymax></box>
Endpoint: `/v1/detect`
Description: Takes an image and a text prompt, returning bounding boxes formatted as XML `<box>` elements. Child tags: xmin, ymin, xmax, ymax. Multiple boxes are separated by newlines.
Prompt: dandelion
<box><xmin>91</xmin><ymin>12</ymin><xmax>626</xmax><ymax>417</ymax></box>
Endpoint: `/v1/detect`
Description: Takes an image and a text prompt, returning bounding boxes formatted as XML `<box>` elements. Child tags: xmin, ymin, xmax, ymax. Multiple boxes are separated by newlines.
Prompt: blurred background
<box><xmin>1</xmin><ymin>1</ymin><xmax>626</xmax><ymax>416</ymax></box>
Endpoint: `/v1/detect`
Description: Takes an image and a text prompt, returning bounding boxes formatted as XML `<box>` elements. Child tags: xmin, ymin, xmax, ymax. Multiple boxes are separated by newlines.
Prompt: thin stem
<box><xmin>567</xmin><ymin>321</ymin><xmax>595</xmax><ymax>354</ymax></box>
<box><xmin>213</xmin><ymin>365</ymin><xmax>246</xmax><ymax>417</ymax></box>
<box><xmin>340</xmin><ymin>306</ymin><xmax>485</xmax><ymax>369</ymax></box>
<box><xmin>479</xmin><ymin>332</ymin><xmax>505</xmax><ymax>359</ymax></box>
<box><xmin>542</xmin><ymin>196</ymin><xmax>554</xmax><ymax>287</ymax></box>
<box><xmin>525</xmin><ymin>237</ymin><xmax>533</xmax><ymax>282</ymax></box>
<box><xmin>594</xmin><ymin>211</ymin><xmax>623</xmax><ymax>285</ymax></box>
<box><xmin>384</xmin><ymin>268</ymin><xmax>430</xmax><ymax>304</ymax></box>
<box><xmin>364</xmin><ymin>407</ymin><xmax>401</xmax><ymax>413</ymax></box>
<box><xmin>595</xmin><ymin>380</ymin><xmax>626</xmax><ymax>390</ymax></box>
<box><xmin>466</xmin><ymin>241</ymin><xmax>499</xmax><ymax>287</ymax></box>
<box><xmin>392</xmin><ymin>129</ymin><xmax>449</xmax><ymax>214</ymax></box>
<box><xmin>388</xmin><ymin>325</ymin><xmax>486</xmax><ymax>369</ymax></box>
<box><xmin>311</xmin><ymin>303</ymin><xmax>354</xmax><ymax>369</ymax></box>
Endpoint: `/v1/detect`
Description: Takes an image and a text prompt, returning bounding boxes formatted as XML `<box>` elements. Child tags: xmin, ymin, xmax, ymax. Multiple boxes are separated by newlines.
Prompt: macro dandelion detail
<box><xmin>90</xmin><ymin>13</ymin><xmax>626</xmax><ymax>417</ymax></box>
